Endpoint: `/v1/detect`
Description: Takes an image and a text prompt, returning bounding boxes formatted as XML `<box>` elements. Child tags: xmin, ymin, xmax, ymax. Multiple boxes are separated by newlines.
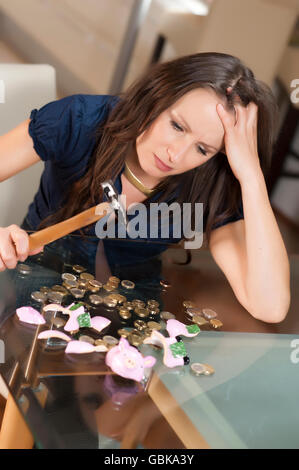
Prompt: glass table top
<box><xmin>0</xmin><ymin>235</ymin><xmax>298</xmax><ymax>449</ymax></box>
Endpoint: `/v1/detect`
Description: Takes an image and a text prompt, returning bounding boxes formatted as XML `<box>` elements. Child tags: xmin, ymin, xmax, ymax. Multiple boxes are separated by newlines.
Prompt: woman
<box><xmin>0</xmin><ymin>52</ymin><xmax>290</xmax><ymax>322</ymax></box>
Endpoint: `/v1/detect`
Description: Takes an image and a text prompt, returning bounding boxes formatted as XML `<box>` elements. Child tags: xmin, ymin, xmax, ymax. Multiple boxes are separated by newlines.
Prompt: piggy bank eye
<box><xmin>124</xmin><ymin>357</ymin><xmax>136</xmax><ymax>369</ymax></box>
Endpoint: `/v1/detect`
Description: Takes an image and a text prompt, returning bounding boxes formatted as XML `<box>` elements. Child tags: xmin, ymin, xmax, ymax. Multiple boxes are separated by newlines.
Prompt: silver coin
<box><xmin>61</xmin><ymin>273</ymin><xmax>77</xmax><ymax>282</ymax></box>
<box><xmin>103</xmin><ymin>335</ymin><xmax>119</xmax><ymax>346</ymax></box>
<box><xmin>160</xmin><ymin>311</ymin><xmax>176</xmax><ymax>320</ymax></box>
<box><xmin>17</xmin><ymin>263</ymin><xmax>32</xmax><ymax>275</ymax></box>
<box><xmin>186</xmin><ymin>307</ymin><xmax>202</xmax><ymax>317</ymax></box>
<box><xmin>63</xmin><ymin>279</ymin><xmax>79</xmax><ymax>289</ymax></box>
<box><xmin>190</xmin><ymin>363</ymin><xmax>206</xmax><ymax>376</ymax></box>
<box><xmin>202</xmin><ymin>308</ymin><xmax>218</xmax><ymax>320</ymax></box>
<box><xmin>70</xmin><ymin>288</ymin><xmax>85</xmax><ymax>299</ymax></box>
<box><xmin>31</xmin><ymin>291</ymin><xmax>47</xmax><ymax>303</ymax></box>
<box><xmin>79</xmin><ymin>335</ymin><xmax>95</xmax><ymax>345</ymax></box>
<box><xmin>47</xmin><ymin>291</ymin><xmax>64</xmax><ymax>304</ymax></box>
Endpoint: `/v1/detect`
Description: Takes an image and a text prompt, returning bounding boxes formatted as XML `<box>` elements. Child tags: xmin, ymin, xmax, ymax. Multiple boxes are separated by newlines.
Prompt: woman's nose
<box><xmin>167</xmin><ymin>142</ymin><xmax>189</xmax><ymax>163</ymax></box>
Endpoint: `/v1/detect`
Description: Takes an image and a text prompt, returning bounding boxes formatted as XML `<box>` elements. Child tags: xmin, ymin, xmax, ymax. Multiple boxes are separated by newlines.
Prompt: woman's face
<box><xmin>135</xmin><ymin>88</ymin><xmax>231</xmax><ymax>183</ymax></box>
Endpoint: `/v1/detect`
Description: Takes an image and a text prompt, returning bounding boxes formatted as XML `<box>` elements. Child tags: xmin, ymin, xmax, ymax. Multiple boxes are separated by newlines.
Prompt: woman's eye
<box><xmin>197</xmin><ymin>145</ymin><xmax>207</xmax><ymax>156</ymax></box>
<box><xmin>170</xmin><ymin>120</ymin><xmax>183</xmax><ymax>132</ymax></box>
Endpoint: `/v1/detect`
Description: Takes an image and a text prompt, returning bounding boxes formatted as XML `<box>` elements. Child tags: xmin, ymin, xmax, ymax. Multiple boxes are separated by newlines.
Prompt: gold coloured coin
<box><xmin>31</xmin><ymin>291</ymin><xmax>47</xmax><ymax>303</ymax></box>
<box><xmin>132</xmin><ymin>300</ymin><xmax>145</xmax><ymax>308</ymax></box>
<box><xmin>123</xmin><ymin>302</ymin><xmax>134</xmax><ymax>311</ymax></box>
<box><xmin>160</xmin><ymin>279</ymin><xmax>171</xmax><ymax>288</ymax></box>
<box><xmin>148</xmin><ymin>307</ymin><xmax>160</xmax><ymax>316</ymax></box>
<box><xmin>89</xmin><ymin>294</ymin><xmax>103</xmax><ymax>305</ymax></box>
<box><xmin>40</xmin><ymin>286</ymin><xmax>51</xmax><ymax>295</ymax></box>
<box><xmin>51</xmin><ymin>285</ymin><xmax>68</xmax><ymax>295</ymax></box>
<box><xmin>78</xmin><ymin>279</ymin><xmax>90</xmax><ymax>289</ymax></box>
<box><xmin>103</xmin><ymin>297</ymin><xmax>118</xmax><ymax>308</ymax></box>
<box><xmin>202</xmin><ymin>308</ymin><xmax>218</xmax><ymax>320</ymax></box>
<box><xmin>80</xmin><ymin>272</ymin><xmax>95</xmax><ymax>281</ymax></box>
<box><xmin>47</xmin><ymin>291</ymin><xmax>64</xmax><ymax>304</ymax></box>
<box><xmin>118</xmin><ymin>308</ymin><xmax>131</xmax><ymax>320</ymax></box>
<box><xmin>109</xmin><ymin>276</ymin><xmax>120</xmax><ymax>283</ymax></box>
<box><xmin>134</xmin><ymin>320</ymin><xmax>147</xmax><ymax>331</ymax></box>
<box><xmin>186</xmin><ymin>307</ymin><xmax>202</xmax><ymax>317</ymax></box>
<box><xmin>135</xmin><ymin>307</ymin><xmax>149</xmax><ymax>318</ymax></box>
<box><xmin>147</xmin><ymin>300</ymin><xmax>159</xmax><ymax>309</ymax></box>
<box><xmin>209</xmin><ymin>318</ymin><xmax>223</xmax><ymax>329</ymax></box>
<box><xmin>79</xmin><ymin>335</ymin><xmax>95</xmax><ymax>345</ymax></box>
<box><xmin>202</xmin><ymin>364</ymin><xmax>215</xmax><ymax>376</ymax></box>
<box><xmin>89</xmin><ymin>280</ymin><xmax>103</xmax><ymax>289</ymax></box>
<box><xmin>147</xmin><ymin>321</ymin><xmax>161</xmax><ymax>331</ymax></box>
<box><xmin>94</xmin><ymin>339</ymin><xmax>106</xmax><ymax>347</ymax></box>
<box><xmin>103</xmin><ymin>283</ymin><xmax>115</xmax><ymax>292</ymax></box>
<box><xmin>192</xmin><ymin>315</ymin><xmax>209</xmax><ymax>326</ymax></box>
<box><xmin>128</xmin><ymin>333</ymin><xmax>143</xmax><ymax>347</ymax></box>
<box><xmin>121</xmin><ymin>280</ymin><xmax>135</xmax><ymax>290</ymax></box>
<box><xmin>114</xmin><ymin>294</ymin><xmax>127</xmax><ymax>304</ymax></box>
<box><xmin>143</xmin><ymin>327</ymin><xmax>152</xmax><ymax>337</ymax></box>
<box><xmin>62</xmin><ymin>273</ymin><xmax>77</xmax><ymax>282</ymax></box>
<box><xmin>183</xmin><ymin>300</ymin><xmax>196</xmax><ymax>309</ymax></box>
<box><xmin>72</xmin><ymin>265</ymin><xmax>86</xmax><ymax>274</ymax></box>
<box><xmin>117</xmin><ymin>328</ymin><xmax>131</xmax><ymax>338</ymax></box>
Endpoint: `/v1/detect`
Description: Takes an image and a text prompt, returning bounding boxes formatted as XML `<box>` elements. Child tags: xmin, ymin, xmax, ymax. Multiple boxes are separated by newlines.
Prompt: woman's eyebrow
<box><xmin>173</xmin><ymin>111</ymin><xmax>219</xmax><ymax>152</ymax></box>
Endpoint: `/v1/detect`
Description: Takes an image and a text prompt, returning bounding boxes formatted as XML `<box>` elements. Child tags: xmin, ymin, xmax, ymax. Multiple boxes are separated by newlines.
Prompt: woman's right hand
<box><xmin>0</xmin><ymin>225</ymin><xmax>44</xmax><ymax>271</ymax></box>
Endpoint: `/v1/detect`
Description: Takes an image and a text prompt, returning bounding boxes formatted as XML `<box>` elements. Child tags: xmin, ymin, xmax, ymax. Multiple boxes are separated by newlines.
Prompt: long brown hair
<box><xmin>38</xmin><ymin>52</ymin><xmax>279</xmax><ymax>242</ymax></box>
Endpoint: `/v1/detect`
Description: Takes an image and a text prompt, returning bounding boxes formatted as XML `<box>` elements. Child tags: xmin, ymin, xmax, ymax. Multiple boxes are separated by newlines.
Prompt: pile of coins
<box><xmin>183</xmin><ymin>301</ymin><xmax>223</xmax><ymax>330</ymax></box>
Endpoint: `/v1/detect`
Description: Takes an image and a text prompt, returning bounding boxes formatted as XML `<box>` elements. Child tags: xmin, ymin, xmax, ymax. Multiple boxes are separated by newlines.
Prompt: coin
<box><xmin>128</xmin><ymin>333</ymin><xmax>143</xmax><ymax>347</ymax></box>
<box><xmin>147</xmin><ymin>300</ymin><xmax>159</xmax><ymax>309</ymax></box>
<box><xmin>134</xmin><ymin>320</ymin><xmax>147</xmax><ymax>331</ymax></box>
<box><xmin>70</xmin><ymin>288</ymin><xmax>85</xmax><ymax>299</ymax></box>
<box><xmin>80</xmin><ymin>272</ymin><xmax>94</xmax><ymax>281</ymax></box>
<box><xmin>63</xmin><ymin>279</ymin><xmax>79</xmax><ymax>289</ymax></box>
<box><xmin>17</xmin><ymin>263</ymin><xmax>32</xmax><ymax>275</ymax></box>
<box><xmin>190</xmin><ymin>363</ymin><xmax>206</xmax><ymax>376</ymax></box>
<box><xmin>147</xmin><ymin>321</ymin><xmax>161</xmax><ymax>331</ymax></box>
<box><xmin>135</xmin><ymin>307</ymin><xmax>150</xmax><ymax>318</ymax></box>
<box><xmin>78</xmin><ymin>279</ymin><xmax>90</xmax><ymax>289</ymax></box>
<box><xmin>183</xmin><ymin>300</ymin><xmax>196</xmax><ymax>309</ymax></box>
<box><xmin>51</xmin><ymin>285</ymin><xmax>68</xmax><ymax>295</ymax></box>
<box><xmin>160</xmin><ymin>311</ymin><xmax>176</xmax><ymax>320</ymax></box>
<box><xmin>103</xmin><ymin>335</ymin><xmax>119</xmax><ymax>347</ymax></box>
<box><xmin>202</xmin><ymin>364</ymin><xmax>215</xmax><ymax>376</ymax></box>
<box><xmin>94</xmin><ymin>339</ymin><xmax>106</xmax><ymax>347</ymax></box>
<box><xmin>40</xmin><ymin>286</ymin><xmax>51</xmax><ymax>295</ymax></box>
<box><xmin>103</xmin><ymin>283</ymin><xmax>115</xmax><ymax>292</ymax></box>
<box><xmin>160</xmin><ymin>279</ymin><xmax>171</xmax><ymax>288</ymax></box>
<box><xmin>52</xmin><ymin>317</ymin><xmax>66</xmax><ymax>328</ymax></box>
<box><xmin>192</xmin><ymin>314</ymin><xmax>209</xmax><ymax>326</ymax></box>
<box><xmin>114</xmin><ymin>294</ymin><xmax>127</xmax><ymax>304</ymax></box>
<box><xmin>148</xmin><ymin>307</ymin><xmax>160</xmax><ymax>316</ymax></box>
<box><xmin>79</xmin><ymin>335</ymin><xmax>95</xmax><ymax>345</ymax></box>
<box><xmin>209</xmin><ymin>318</ymin><xmax>223</xmax><ymax>329</ymax></box>
<box><xmin>118</xmin><ymin>308</ymin><xmax>131</xmax><ymax>320</ymax></box>
<box><xmin>103</xmin><ymin>297</ymin><xmax>118</xmax><ymax>308</ymax></box>
<box><xmin>89</xmin><ymin>280</ymin><xmax>103</xmax><ymax>289</ymax></box>
<box><xmin>31</xmin><ymin>291</ymin><xmax>47</xmax><ymax>303</ymax></box>
<box><xmin>123</xmin><ymin>301</ymin><xmax>134</xmax><ymax>311</ymax></box>
<box><xmin>202</xmin><ymin>308</ymin><xmax>218</xmax><ymax>320</ymax></box>
<box><xmin>47</xmin><ymin>291</ymin><xmax>64</xmax><ymax>304</ymax></box>
<box><xmin>143</xmin><ymin>327</ymin><xmax>152</xmax><ymax>337</ymax></box>
<box><xmin>109</xmin><ymin>276</ymin><xmax>120</xmax><ymax>283</ymax></box>
<box><xmin>89</xmin><ymin>294</ymin><xmax>103</xmax><ymax>305</ymax></box>
<box><xmin>186</xmin><ymin>307</ymin><xmax>202</xmax><ymax>317</ymax></box>
<box><xmin>132</xmin><ymin>300</ymin><xmax>145</xmax><ymax>308</ymax></box>
<box><xmin>62</xmin><ymin>273</ymin><xmax>77</xmax><ymax>282</ymax></box>
<box><xmin>121</xmin><ymin>280</ymin><xmax>135</xmax><ymax>290</ymax></box>
<box><xmin>117</xmin><ymin>328</ymin><xmax>131</xmax><ymax>338</ymax></box>
<box><xmin>72</xmin><ymin>265</ymin><xmax>86</xmax><ymax>274</ymax></box>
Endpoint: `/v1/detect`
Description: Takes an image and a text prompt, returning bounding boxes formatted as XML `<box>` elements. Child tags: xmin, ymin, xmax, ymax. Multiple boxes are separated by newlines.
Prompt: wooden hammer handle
<box><xmin>28</xmin><ymin>202</ymin><xmax>110</xmax><ymax>252</ymax></box>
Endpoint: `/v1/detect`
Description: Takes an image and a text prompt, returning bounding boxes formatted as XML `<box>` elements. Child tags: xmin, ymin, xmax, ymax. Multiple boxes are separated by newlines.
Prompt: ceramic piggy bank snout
<box><xmin>105</xmin><ymin>338</ymin><xmax>156</xmax><ymax>382</ymax></box>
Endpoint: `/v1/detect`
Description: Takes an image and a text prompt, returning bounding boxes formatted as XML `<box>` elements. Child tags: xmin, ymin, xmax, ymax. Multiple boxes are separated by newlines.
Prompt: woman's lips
<box><xmin>154</xmin><ymin>154</ymin><xmax>173</xmax><ymax>172</ymax></box>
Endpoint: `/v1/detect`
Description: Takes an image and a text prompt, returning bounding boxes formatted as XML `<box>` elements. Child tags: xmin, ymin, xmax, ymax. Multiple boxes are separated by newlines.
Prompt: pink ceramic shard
<box><xmin>166</xmin><ymin>319</ymin><xmax>200</xmax><ymax>338</ymax></box>
<box><xmin>90</xmin><ymin>316</ymin><xmax>111</xmax><ymax>333</ymax></box>
<box><xmin>143</xmin><ymin>330</ymin><xmax>184</xmax><ymax>368</ymax></box>
<box><xmin>38</xmin><ymin>330</ymin><xmax>71</xmax><ymax>342</ymax></box>
<box><xmin>105</xmin><ymin>338</ymin><xmax>156</xmax><ymax>382</ymax></box>
<box><xmin>65</xmin><ymin>340</ymin><xmax>95</xmax><ymax>354</ymax></box>
<box><xmin>16</xmin><ymin>306</ymin><xmax>46</xmax><ymax>325</ymax></box>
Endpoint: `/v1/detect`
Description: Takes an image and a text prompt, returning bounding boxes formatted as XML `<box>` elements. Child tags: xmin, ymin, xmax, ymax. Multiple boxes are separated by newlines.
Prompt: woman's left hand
<box><xmin>216</xmin><ymin>101</ymin><xmax>262</xmax><ymax>183</ymax></box>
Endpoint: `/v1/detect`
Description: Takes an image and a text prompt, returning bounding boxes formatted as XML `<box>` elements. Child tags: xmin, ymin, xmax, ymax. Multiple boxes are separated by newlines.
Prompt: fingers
<box><xmin>0</xmin><ymin>225</ymin><xmax>43</xmax><ymax>272</ymax></box>
<box><xmin>217</xmin><ymin>101</ymin><xmax>258</xmax><ymax>133</ymax></box>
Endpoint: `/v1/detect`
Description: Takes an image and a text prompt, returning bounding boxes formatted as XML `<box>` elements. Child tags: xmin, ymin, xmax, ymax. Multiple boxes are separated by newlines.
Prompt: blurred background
<box><xmin>0</xmin><ymin>0</ymin><xmax>298</xmax><ymax>253</ymax></box>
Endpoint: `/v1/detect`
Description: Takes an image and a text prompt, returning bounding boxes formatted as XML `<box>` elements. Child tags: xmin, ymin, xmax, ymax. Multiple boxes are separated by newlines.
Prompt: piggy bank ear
<box><xmin>144</xmin><ymin>356</ymin><xmax>156</xmax><ymax>368</ymax></box>
<box><xmin>118</xmin><ymin>337</ymin><xmax>129</xmax><ymax>350</ymax></box>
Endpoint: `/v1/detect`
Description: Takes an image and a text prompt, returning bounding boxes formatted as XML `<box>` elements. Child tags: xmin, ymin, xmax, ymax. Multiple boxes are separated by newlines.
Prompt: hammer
<box><xmin>28</xmin><ymin>180</ymin><xmax>127</xmax><ymax>252</ymax></box>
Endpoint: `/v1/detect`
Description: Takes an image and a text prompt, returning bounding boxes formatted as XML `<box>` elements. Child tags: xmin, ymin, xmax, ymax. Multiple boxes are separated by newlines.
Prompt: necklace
<box><xmin>124</xmin><ymin>162</ymin><xmax>157</xmax><ymax>197</ymax></box>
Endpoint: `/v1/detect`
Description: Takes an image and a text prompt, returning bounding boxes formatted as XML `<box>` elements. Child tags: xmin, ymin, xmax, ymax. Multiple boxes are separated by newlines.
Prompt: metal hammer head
<box><xmin>100</xmin><ymin>180</ymin><xmax>128</xmax><ymax>228</ymax></box>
